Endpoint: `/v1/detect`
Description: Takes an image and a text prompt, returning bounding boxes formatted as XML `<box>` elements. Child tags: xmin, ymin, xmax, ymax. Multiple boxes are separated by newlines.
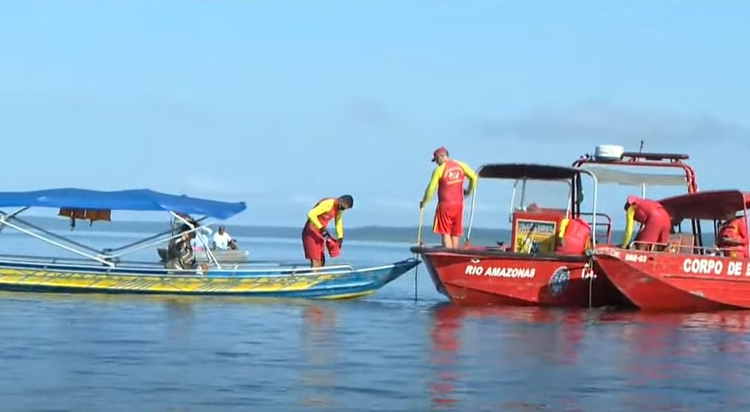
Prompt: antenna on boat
<box><xmin>638</xmin><ymin>140</ymin><xmax>644</xmax><ymax>154</ymax></box>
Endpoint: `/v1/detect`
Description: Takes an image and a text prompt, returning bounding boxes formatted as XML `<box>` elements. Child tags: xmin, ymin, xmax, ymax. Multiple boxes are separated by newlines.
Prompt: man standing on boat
<box><xmin>622</xmin><ymin>195</ymin><xmax>672</xmax><ymax>251</ymax></box>
<box><xmin>420</xmin><ymin>146</ymin><xmax>477</xmax><ymax>249</ymax></box>
<box><xmin>302</xmin><ymin>195</ymin><xmax>354</xmax><ymax>268</ymax></box>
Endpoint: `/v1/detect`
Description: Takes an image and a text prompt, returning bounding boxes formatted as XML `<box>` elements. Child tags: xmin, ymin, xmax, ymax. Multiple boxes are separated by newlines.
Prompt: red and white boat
<box><xmin>411</xmin><ymin>145</ymin><xmax>699</xmax><ymax>308</ymax></box>
<box><xmin>593</xmin><ymin>189</ymin><xmax>750</xmax><ymax>312</ymax></box>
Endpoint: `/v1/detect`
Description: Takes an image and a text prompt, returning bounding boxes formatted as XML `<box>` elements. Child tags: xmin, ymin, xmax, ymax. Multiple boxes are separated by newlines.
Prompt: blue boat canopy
<box><xmin>0</xmin><ymin>188</ymin><xmax>247</xmax><ymax>220</ymax></box>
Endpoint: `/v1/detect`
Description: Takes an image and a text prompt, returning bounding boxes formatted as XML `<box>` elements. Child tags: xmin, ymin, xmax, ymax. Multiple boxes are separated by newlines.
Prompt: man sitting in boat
<box><xmin>165</xmin><ymin>224</ymin><xmax>197</xmax><ymax>270</ymax></box>
<box><xmin>212</xmin><ymin>226</ymin><xmax>237</xmax><ymax>250</ymax></box>
<box><xmin>717</xmin><ymin>211</ymin><xmax>748</xmax><ymax>258</ymax></box>
<box><xmin>622</xmin><ymin>195</ymin><xmax>672</xmax><ymax>251</ymax></box>
<box><xmin>302</xmin><ymin>195</ymin><xmax>354</xmax><ymax>267</ymax></box>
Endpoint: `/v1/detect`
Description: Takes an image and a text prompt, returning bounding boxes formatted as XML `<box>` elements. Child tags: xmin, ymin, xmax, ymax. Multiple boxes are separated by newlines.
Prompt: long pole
<box><xmin>414</xmin><ymin>207</ymin><xmax>425</xmax><ymax>301</ymax></box>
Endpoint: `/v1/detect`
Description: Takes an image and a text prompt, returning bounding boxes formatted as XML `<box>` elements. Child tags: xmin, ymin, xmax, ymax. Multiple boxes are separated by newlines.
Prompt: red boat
<box><xmin>593</xmin><ymin>189</ymin><xmax>750</xmax><ymax>312</ymax></box>
<box><xmin>411</xmin><ymin>145</ymin><xmax>699</xmax><ymax>308</ymax></box>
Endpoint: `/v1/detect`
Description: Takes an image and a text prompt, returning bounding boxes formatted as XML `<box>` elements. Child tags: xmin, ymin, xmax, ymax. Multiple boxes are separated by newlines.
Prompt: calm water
<box><xmin>1</xmin><ymin>232</ymin><xmax>750</xmax><ymax>411</ymax></box>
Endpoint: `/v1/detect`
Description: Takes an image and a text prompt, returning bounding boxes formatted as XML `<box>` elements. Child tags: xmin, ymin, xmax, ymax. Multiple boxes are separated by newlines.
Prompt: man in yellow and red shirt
<box><xmin>419</xmin><ymin>147</ymin><xmax>477</xmax><ymax>249</ymax></box>
<box><xmin>302</xmin><ymin>195</ymin><xmax>354</xmax><ymax>267</ymax></box>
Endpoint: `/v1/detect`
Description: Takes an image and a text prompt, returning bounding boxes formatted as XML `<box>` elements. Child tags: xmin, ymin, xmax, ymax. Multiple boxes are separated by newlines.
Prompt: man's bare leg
<box><xmin>310</xmin><ymin>259</ymin><xmax>325</xmax><ymax>268</ymax></box>
<box><xmin>450</xmin><ymin>235</ymin><xmax>461</xmax><ymax>249</ymax></box>
<box><xmin>441</xmin><ymin>234</ymin><xmax>451</xmax><ymax>248</ymax></box>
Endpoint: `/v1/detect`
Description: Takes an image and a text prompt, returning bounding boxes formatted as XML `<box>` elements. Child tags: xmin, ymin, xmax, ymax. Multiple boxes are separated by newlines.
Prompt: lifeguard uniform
<box><xmin>556</xmin><ymin>217</ymin><xmax>591</xmax><ymax>255</ymax></box>
<box><xmin>718</xmin><ymin>217</ymin><xmax>748</xmax><ymax>258</ymax></box>
<box><xmin>622</xmin><ymin>196</ymin><xmax>671</xmax><ymax>248</ymax></box>
<box><xmin>302</xmin><ymin>198</ymin><xmax>344</xmax><ymax>260</ymax></box>
<box><xmin>422</xmin><ymin>159</ymin><xmax>477</xmax><ymax>237</ymax></box>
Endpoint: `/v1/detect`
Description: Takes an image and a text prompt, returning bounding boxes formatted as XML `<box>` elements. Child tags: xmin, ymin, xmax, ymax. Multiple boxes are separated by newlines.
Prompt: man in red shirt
<box><xmin>419</xmin><ymin>147</ymin><xmax>477</xmax><ymax>249</ymax></box>
<box><xmin>717</xmin><ymin>211</ymin><xmax>748</xmax><ymax>258</ymax></box>
<box><xmin>622</xmin><ymin>195</ymin><xmax>672</xmax><ymax>251</ymax></box>
<box><xmin>302</xmin><ymin>195</ymin><xmax>354</xmax><ymax>267</ymax></box>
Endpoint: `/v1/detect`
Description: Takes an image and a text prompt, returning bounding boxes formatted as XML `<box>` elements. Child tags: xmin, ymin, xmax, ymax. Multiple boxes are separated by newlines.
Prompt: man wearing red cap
<box><xmin>420</xmin><ymin>147</ymin><xmax>477</xmax><ymax>249</ymax></box>
<box><xmin>622</xmin><ymin>195</ymin><xmax>672</xmax><ymax>251</ymax></box>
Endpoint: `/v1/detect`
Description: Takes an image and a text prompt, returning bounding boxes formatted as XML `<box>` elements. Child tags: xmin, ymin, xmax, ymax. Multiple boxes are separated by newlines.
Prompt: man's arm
<box><xmin>307</xmin><ymin>199</ymin><xmax>336</xmax><ymax>230</ymax></box>
<box><xmin>457</xmin><ymin>160</ymin><xmax>478</xmax><ymax>195</ymax></box>
<box><xmin>621</xmin><ymin>206</ymin><xmax>636</xmax><ymax>247</ymax></box>
<box><xmin>334</xmin><ymin>214</ymin><xmax>344</xmax><ymax>239</ymax></box>
<box><xmin>421</xmin><ymin>165</ymin><xmax>444</xmax><ymax>206</ymax></box>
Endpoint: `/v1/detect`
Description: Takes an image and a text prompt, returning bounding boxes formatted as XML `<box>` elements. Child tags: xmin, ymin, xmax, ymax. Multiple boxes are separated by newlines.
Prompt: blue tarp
<box><xmin>0</xmin><ymin>188</ymin><xmax>247</xmax><ymax>220</ymax></box>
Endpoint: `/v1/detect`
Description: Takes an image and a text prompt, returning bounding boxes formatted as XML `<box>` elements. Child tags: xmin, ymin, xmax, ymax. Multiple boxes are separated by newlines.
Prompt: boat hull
<box><xmin>593</xmin><ymin>247</ymin><xmax>750</xmax><ymax>312</ymax></box>
<box><xmin>413</xmin><ymin>247</ymin><xmax>629</xmax><ymax>308</ymax></box>
<box><xmin>0</xmin><ymin>257</ymin><xmax>420</xmax><ymax>299</ymax></box>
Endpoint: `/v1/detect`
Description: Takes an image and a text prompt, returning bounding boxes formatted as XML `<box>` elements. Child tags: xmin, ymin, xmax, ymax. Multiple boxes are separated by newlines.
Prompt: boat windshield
<box><xmin>511</xmin><ymin>178</ymin><xmax>572</xmax><ymax>212</ymax></box>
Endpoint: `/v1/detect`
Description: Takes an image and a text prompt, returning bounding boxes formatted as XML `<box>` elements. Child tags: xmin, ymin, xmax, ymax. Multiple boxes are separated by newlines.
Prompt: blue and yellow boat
<box><xmin>0</xmin><ymin>188</ymin><xmax>419</xmax><ymax>299</ymax></box>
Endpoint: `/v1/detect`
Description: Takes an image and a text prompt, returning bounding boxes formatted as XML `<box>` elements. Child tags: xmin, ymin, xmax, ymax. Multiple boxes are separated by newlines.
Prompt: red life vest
<box><xmin>326</xmin><ymin>237</ymin><xmax>341</xmax><ymax>258</ymax></box>
<box><xmin>628</xmin><ymin>196</ymin><xmax>667</xmax><ymax>223</ymax></box>
<box><xmin>437</xmin><ymin>160</ymin><xmax>466</xmax><ymax>204</ymax></box>
<box><xmin>304</xmin><ymin>198</ymin><xmax>340</xmax><ymax>237</ymax></box>
<box><xmin>718</xmin><ymin>217</ymin><xmax>748</xmax><ymax>258</ymax></box>
<box><xmin>557</xmin><ymin>218</ymin><xmax>591</xmax><ymax>255</ymax></box>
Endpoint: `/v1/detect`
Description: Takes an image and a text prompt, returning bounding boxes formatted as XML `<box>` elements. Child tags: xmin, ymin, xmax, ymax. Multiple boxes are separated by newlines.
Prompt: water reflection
<box><xmin>429</xmin><ymin>304</ymin><xmax>462</xmax><ymax>409</ymax></box>
<box><xmin>427</xmin><ymin>304</ymin><xmax>591</xmax><ymax>411</ymax></box>
<box><xmin>299</xmin><ymin>304</ymin><xmax>339</xmax><ymax>409</ymax></box>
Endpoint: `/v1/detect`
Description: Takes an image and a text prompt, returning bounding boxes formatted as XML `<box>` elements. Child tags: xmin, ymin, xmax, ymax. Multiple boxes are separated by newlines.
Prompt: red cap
<box><xmin>432</xmin><ymin>146</ymin><xmax>448</xmax><ymax>162</ymax></box>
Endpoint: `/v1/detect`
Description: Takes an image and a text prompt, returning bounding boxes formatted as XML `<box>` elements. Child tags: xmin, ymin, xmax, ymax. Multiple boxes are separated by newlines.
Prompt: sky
<box><xmin>0</xmin><ymin>1</ymin><xmax>748</xmax><ymax>228</ymax></box>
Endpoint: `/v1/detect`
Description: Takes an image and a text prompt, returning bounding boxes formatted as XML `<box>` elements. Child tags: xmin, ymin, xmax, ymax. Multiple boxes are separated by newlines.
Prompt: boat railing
<box><xmin>624</xmin><ymin>239</ymin><xmax>738</xmax><ymax>257</ymax></box>
<box><xmin>579</xmin><ymin>212</ymin><xmax>612</xmax><ymax>244</ymax></box>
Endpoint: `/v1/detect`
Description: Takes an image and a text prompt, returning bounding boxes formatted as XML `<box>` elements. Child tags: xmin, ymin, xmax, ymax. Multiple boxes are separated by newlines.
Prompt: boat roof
<box><xmin>578</xmin><ymin>166</ymin><xmax>688</xmax><ymax>187</ymax></box>
<box><xmin>477</xmin><ymin>163</ymin><xmax>581</xmax><ymax>180</ymax></box>
<box><xmin>659</xmin><ymin>190</ymin><xmax>750</xmax><ymax>220</ymax></box>
<box><xmin>0</xmin><ymin>188</ymin><xmax>247</xmax><ymax>220</ymax></box>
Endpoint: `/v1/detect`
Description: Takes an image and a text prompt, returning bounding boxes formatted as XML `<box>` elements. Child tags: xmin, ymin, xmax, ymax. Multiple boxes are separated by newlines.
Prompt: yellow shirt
<box><xmin>421</xmin><ymin>160</ymin><xmax>478</xmax><ymax>205</ymax></box>
<box><xmin>307</xmin><ymin>199</ymin><xmax>344</xmax><ymax>239</ymax></box>
<box><xmin>558</xmin><ymin>218</ymin><xmax>570</xmax><ymax>240</ymax></box>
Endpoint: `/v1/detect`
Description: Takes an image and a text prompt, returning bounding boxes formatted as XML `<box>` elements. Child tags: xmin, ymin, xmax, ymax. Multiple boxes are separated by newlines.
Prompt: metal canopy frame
<box><xmin>465</xmin><ymin>167</ymin><xmax>599</xmax><ymax>247</ymax></box>
<box><xmin>0</xmin><ymin>207</ymin><xmax>223</xmax><ymax>268</ymax></box>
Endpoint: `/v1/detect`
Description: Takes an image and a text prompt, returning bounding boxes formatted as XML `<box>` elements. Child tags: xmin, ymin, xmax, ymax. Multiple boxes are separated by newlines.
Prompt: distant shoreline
<box><xmin>2</xmin><ymin>216</ymin><xmax>712</xmax><ymax>245</ymax></box>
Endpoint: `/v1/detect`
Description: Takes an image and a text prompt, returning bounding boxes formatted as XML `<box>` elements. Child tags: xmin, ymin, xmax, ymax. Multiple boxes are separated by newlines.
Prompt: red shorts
<box><xmin>636</xmin><ymin>210</ymin><xmax>671</xmax><ymax>245</ymax></box>
<box><xmin>433</xmin><ymin>203</ymin><xmax>464</xmax><ymax>236</ymax></box>
<box><xmin>302</xmin><ymin>229</ymin><xmax>325</xmax><ymax>261</ymax></box>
